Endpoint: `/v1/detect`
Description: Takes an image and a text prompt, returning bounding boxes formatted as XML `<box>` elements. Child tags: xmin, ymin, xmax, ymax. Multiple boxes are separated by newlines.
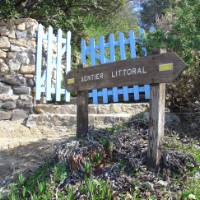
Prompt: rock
<box><xmin>27</xmin><ymin>40</ymin><xmax>36</xmax><ymax>49</ymax></box>
<box><xmin>17</xmin><ymin>23</ymin><xmax>26</xmax><ymax>31</ymax></box>
<box><xmin>0</xmin><ymin>62</ymin><xmax>9</xmax><ymax>73</ymax></box>
<box><xmin>8</xmin><ymin>30</ymin><xmax>16</xmax><ymax>39</ymax></box>
<box><xmin>0</xmin><ymin>74</ymin><xmax>26</xmax><ymax>86</ymax></box>
<box><xmin>16</xmin><ymin>52</ymin><xmax>30</xmax><ymax>65</ymax></box>
<box><xmin>0</xmin><ymin>111</ymin><xmax>11</xmax><ymax>120</ymax></box>
<box><xmin>0</xmin><ymin>50</ymin><xmax>7</xmax><ymax>58</ymax></box>
<box><xmin>26</xmin><ymin>78</ymin><xmax>35</xmax><ymax>87</ymax></box>
<box><xmin>7</xmin><ymin>59</ymin><xmax>21</xmax><ymax>72</ymax></box>
<box><xmin>0</xmin><ymin>82</ymin><xmax>12</xmax><ymax>94</ymax></box>
<box><xmin>20</xmin><ymin>65</ymin><xmax>35</xmax><ymax>74</ymax></box>
<box><xmin>20</xmin><ymin>95</ymin><xmax>32</xmax><ymax>101</ymax></box>
<box><xmin>0</xmin><ymin>26</ymin><xmax>9</xmax><ymax>35</ymax></box>
<box><xmin>11</xmin><ymin>109</ymin><xmax>27</xmax><ymax>121</ymax></box>
<box><xmin>88</xmin><ymin>105</ymin><xmax>97</xmax><ymax>114</ymax></box>
<box><xmin>157</xmin><ymin>180</ymin><xmax>168</xmax><ymax>187</ymax></box>
<box><xmin>7</xmin><ymin>52</ymin><xmax>16</xmax><ymax>59</ymax></box>
<box><xmin>0</xmin><ymin>37</ymin><xmax>10</xmax><ymax>48</ymax></box>
<box><xmin>10</xmin><ymin>44</ymin><xmax>27</xmax><ymax>52</ymax></box>
<box><xmin>27</xmin><ymin>52</ymin><xmax>35</xmax><ymax>64</ymax></box>
<box><xmin>17</xmin><ymin>99</ymin><xmax>33</xmax><ymax>109</ymax></box>
<box><xmin>10</xmin><ymin>39</ymin><xmax>27</xmax><ymax>47</ymax></box>
<box><xmin>0</xmin><ymin>94</ymin><xmax>18</xmax><ymax>101</ymax></box>
<box><xmin>16</xmin><ymin>31</ymin><xmax>27</xmax><ymax>39</ymax></box>
<box><xmin>2</xmin><ymin>101</ymin><xmax>16</xmax><ymax>110</ymax></box>
<box><xmin>111</xmin><ymin>104</ymin><xmax>122</xmax><ymax>113</ymax></box>
<box><xmin>13</xmin><ymin>86</ymin><xmax>30</xmax><ymax>95</ymax></box>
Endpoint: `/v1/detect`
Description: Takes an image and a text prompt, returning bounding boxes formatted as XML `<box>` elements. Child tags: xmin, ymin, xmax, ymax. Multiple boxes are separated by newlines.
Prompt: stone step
<box><xmin>26</xmin><ymin>113</ymin><xmax>135</xmax><ymax>129</ymax></box>
<box><xmin>34</xmin><ymin>103</ymin><xmax>149</xmax><ymax>115</ymax></box>
<box><xmin>26</xmin><ymin>111</ymin><xmax>181</xmax><ymax>129</ymax></box>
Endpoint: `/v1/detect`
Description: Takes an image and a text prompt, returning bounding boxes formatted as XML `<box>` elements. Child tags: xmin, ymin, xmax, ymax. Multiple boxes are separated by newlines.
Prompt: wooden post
<box><xmin>148</xmin><ymin>48</ymin><xmax>166</xmax><ymax>168</ymax></box>
<box><xmin>148</xmin><ymin>83</ymin><xmax>166</xmax><ymax>168</ymax></box>
<box><xmin>76</xmin><ymin>65</ymin><xmax>88</xmax><ymax>138</ymax></box>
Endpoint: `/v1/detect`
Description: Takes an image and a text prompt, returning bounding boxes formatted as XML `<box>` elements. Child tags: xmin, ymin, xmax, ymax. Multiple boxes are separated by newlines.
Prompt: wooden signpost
<box><xmin>65</xmin><ymin>52</ymin><xmax>186</xmax><ymax>168</ymax></box>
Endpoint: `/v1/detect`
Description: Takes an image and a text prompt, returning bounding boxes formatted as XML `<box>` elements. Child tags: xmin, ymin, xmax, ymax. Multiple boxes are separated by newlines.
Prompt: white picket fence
<box><xmin>35</xmin><ymin>24</ymin><xmax>71</xmax><ymax>102</ymax></box>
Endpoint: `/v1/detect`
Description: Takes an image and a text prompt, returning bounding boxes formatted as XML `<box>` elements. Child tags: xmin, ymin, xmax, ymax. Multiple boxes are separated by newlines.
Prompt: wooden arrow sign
<box><xmin>65</xmin><ymin>52</ymin><xmax>186</xmax><ymax>93</ymax></box>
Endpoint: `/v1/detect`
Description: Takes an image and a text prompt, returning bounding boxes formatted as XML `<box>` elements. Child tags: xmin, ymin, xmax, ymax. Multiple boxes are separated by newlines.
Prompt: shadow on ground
<box><xmin>0</xmin><ymin>136</ymin><xmax>75</xmax><ymax>190</ymax></box>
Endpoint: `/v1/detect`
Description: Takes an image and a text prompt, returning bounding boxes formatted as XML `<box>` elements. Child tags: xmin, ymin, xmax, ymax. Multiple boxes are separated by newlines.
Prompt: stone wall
<box><xmin>0</xmin><ymin>18</ymin><xmax>37</xmax><ymax>121</ymax></box>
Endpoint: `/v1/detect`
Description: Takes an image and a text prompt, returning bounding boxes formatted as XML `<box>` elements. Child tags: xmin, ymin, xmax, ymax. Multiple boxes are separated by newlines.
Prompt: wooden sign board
<box><xmin>65</xmin><ymin>53</ymin><xmax>186</xmax><ymax>93</ymax></box>
<box><xmin>65</xmin><ymin>52</ymin><xmax>186</xmax><ymax>169</ymax></box>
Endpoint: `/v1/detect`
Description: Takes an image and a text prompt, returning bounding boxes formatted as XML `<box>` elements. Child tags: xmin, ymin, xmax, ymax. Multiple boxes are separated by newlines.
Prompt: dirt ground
<box><xmin>0</xmin><ymin>120</ymin><xmax>75</xmax><ymax>195</ymax></box>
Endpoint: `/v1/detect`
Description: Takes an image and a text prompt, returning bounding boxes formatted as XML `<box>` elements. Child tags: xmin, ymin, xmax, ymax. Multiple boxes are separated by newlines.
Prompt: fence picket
<box><xmin>56</xmin><ymin>29</ymin><xmax>62</xmax><ymax>101</ymax></box>
<box><xmin>65</xmin><ymin>31</ymin><xmax>72</xmax><ymax>101</ymax></box>
<box><xmin>129</xmin><ymin>30</ymin><xmax>137</xmax><ymax>58</ymax></box>
<box><xmin>118</xmin><ymin>32</ymin><xmax>126</xmax><ymax>60</ymax></box>
<box><xmin>81</xmin><ymin>39</ymin><xmax>87</xmax><ymax>65</ymax></box>
<box><xmin>109</xmin><ymin>33</ymin><xmax>115</xmax><ymax>62</ymax></box>
<box><xmin>46</xmin><ymin>26</ymin><xmax>53</xmax><ymax>101</ymax></box>
<box><xmin>90</xmin><ymin>37</ymin><xmax>96</xmax><ymax>65</ymax></box>
<box><xmin>36</xmin><ymin>24</ymin><xmax>43</xmax><ymax>100</ymax></box>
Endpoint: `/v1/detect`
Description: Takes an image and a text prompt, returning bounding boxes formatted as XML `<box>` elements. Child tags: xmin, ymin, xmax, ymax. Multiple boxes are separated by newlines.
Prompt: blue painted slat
<box><xmin>65</xmin><ymin>31</ymin><xmax>71</xmax><ymax>102</ymax></box>
<box><xmin>90</xmin><ymin>37</ymin><xmax>96</xmax><ymax>65</ymax></box>
<box><xmin>99</xmin><ymin>36</ymin><xmax>105</xmax><ymax>64</ymax></box>
<box><xmin>122</xmin><ymin>86</ymin><xmax>129</xmax><ymax>101</ymax></box>
<box><xmin>112</xmin><ymin>87</ymin><xmax>119</xmax><ymax>102</ymax></box>
<box><xmin>46</xmin><ymin>26</ymin><xmax>53</xmax><ymax>101</ymax></box>
<box><xmin>129</xmin><ymin>30</ymin><xmax>137</xmax><ymax>58</ymax></box>
<box><xmin>102</xmin><ymin>88</ymin><xmax>108</xmax><ymax>104</ymax></box>
<box><xmin>55</xmin><ymin>29</ymin><xmax>62</xmax><ymax>101</ymax></box>
<box><xmin>109</xmin><ymin>33</ymin><xmax>115</xmax><ymax>62</ymax></box>
<box><xmin>118</xmin><ymin>32</ymin><xmax>126</xmax><ymax>60</ymax></box>
<box><xmin>91</xmin><ymin>89</ymin><xmax>98</xmax><ymax>104</ymax></box>
<box><xmin>133</xmin><ymin>85</ymin><xmax>140</xmax><ymax>100</ymax></box>
<box><xmin>36</xmin><ymin>24</ymin><xmax>43</xmax><ymax>100</ymax></box>
<box><xmin>81</xmin><ymin>39</ymin><xmax>87</xmax><ymax>65</ymax></box>
<box><xmin>144</xmin><ymin>84</ymin><xmax>151</xmax><ymax>99</ymax></box>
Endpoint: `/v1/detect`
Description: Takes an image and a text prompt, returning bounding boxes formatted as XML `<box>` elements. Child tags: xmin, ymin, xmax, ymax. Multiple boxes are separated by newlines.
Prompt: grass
<box><xmin>164</xmin><ymin>135</ymin><xmax>200</xmax><ymax>199</ymax></box>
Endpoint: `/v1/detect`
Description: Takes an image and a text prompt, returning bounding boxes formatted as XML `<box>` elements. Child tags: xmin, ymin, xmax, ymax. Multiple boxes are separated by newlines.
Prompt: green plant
<box><xmin>52</xmin><ymin>162</ymin><xmax>68</xmax><ymax>183</ymax></box>
<box><xmin>83</xmin><ymin>161</ymin><xmax>92</xmax><ymax>176</ymax></box>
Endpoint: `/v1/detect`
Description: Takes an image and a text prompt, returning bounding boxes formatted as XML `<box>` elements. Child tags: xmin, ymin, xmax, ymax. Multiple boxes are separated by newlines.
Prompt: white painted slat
<box><xmin>35</xmin><ymin>24</ymin><xmax>44</xmax><ymax>100</ymax></box>
<box><xmin>46</xmin><ymin>26</ymin><xmax>53</xmax><ymax>101</ymax></box>
<box><xmin>56</xmin><ymin>29</ymin><xmax>62</xmax><ymax>101</ymax></box>
<box><xmin>65</xmin><ymin>31</ymin><xmax>71</xmax><ymax>102</ymax></box>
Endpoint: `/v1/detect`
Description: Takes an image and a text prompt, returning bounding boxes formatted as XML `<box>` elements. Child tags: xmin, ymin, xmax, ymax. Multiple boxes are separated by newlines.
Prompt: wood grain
<box><xmin>148</xmin><ymin>83</ymin><xmax>166</xmax><ymax>168</ymax></box>
<box><xmin>76</xmin><ymin>65</ymin><xmax>88</xmax><ymax>138</ymax></box>
<box><xmin>65</xmin><ymin>52</ymin><xmax>186</xmax><ymax>93</ymax></box>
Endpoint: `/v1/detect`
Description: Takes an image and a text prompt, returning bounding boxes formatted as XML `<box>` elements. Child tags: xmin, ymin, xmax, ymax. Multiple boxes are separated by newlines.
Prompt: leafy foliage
<box><xmin>144</xmin><ymin>0</ymin><xmax>200</xmax><ymax>111</ymax></box>
<box><xmin>141</xmin><ymin>0</ymin><xmax>171</xmax><ymax>28</ymax></box>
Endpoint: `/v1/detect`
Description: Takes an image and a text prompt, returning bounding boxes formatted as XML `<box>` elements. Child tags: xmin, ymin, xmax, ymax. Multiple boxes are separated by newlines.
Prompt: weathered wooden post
<box><xmin>148</xmin><ymin>83</ymin><xmax>166</xmax><ymax>168</ymax></box>
<box><xmin>76</xmin><ymin>64</ymin><xmax>88</xmax><ymax>138</ymax></box>
<box><xmin>148</xmin><ymin>49</ymin><xmax>166</xmax><ymax>168</ymax></box>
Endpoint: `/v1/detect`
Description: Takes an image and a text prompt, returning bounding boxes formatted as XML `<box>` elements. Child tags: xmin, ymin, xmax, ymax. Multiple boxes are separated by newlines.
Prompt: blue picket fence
<box><xmin>81</xmin><ymin>29</ymin><xmax>150</xmax><ymax>104</ymax></box>
<box><xmin>35</xmin><ymin>24</ymin><xmax>71</xmax><ymax>102</ymax></box>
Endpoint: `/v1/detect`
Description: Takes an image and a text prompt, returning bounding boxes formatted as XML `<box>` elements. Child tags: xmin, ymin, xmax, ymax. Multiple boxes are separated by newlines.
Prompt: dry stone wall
<box><xmin>0</xmin><ymin>18</ymin><xmax>37</xmax><ymax>121</ymax></box>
